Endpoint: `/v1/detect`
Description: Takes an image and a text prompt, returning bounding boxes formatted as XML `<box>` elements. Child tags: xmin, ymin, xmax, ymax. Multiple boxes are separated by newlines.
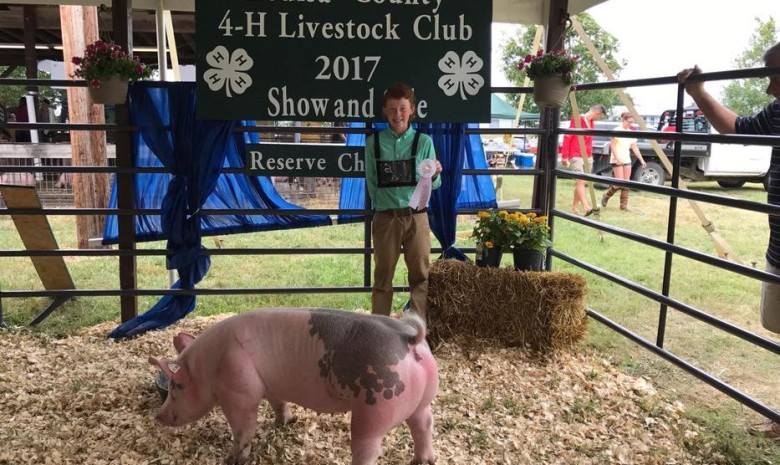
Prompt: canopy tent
<box><xmin>491</xmin><ymin>94</ymin><xmax>540</xmax><ymax>122</ymax></box>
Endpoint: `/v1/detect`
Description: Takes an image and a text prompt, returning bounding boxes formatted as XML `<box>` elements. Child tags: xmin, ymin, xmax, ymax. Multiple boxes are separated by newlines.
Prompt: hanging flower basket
<box><xmin>517</xmin><ymin>49</ymin><xmax>579</xmax><ymax>109</ymax></box>
<box><xmin>71</xmin><ymin>40</ymin><xmax>152</xmax><ymax>105</ymax></box>
<box><xmin>532</xmin><ymin>75</ymin><xmax>570</xmax><ymax>109</ymax></box>
<box><xmin>87</xmin><ymin>76</ymin><xmax>129</xmax><ymax>105</ymax></box>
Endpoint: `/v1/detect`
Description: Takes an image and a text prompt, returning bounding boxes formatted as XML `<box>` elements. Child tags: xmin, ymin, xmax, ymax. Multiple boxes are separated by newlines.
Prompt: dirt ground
<box><xmin>0</xmin><ymin>314</ymin><xmax>727</xmax><ymax>465</ymax></box>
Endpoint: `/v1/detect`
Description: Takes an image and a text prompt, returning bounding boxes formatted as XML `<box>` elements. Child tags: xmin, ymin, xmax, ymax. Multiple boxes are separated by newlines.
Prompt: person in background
<box><xmin>38</xmin><ymin>98</ymin><xmax>53</xmax><ymax>142</ymax></box>
<box><xmin>678</xmin><ymin>40</ymin><xmax>780</xmax><ymax>440</ymax></box>
<box><xmin>13</xmin><ymin>96</ymin><xmax>30</xmax><ymax>142</ymax></box>
<box><xmin>560</xmin><ymin>104</ymin><xmax>606</xmax><ymax>216</ymax></box>
<box><xmin>364</xmin><ymin>82</ymin><xmax>442</xmax><ymax>321</ymax></box>
<box><xmin>601</xmin><ymin>112</ymin><xmax>647</xmax><ymax>210</ymax></box>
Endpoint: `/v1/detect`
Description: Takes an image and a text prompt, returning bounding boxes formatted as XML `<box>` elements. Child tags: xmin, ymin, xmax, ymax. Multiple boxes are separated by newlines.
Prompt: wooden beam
<box><xmin>0</xmin><ymin>65</ymin><xmax>18</xmax><ymax>79</ymax></box>
<box><xmin>23</xmin><ymin>5</ymin><xmax>38</xmax><ymax>93</ymax></box>
<box><xmin>0</xmin><ymin>5</ymin><xmax>195</xmax><ymax>33</ymax></box>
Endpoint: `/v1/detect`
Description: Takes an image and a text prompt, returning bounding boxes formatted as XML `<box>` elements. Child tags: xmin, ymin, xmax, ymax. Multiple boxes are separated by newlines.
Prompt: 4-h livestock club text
<box><xmin>195</xmin><ymin>0</ymin><xmax>492</xmax><ymax>122</ymax></box>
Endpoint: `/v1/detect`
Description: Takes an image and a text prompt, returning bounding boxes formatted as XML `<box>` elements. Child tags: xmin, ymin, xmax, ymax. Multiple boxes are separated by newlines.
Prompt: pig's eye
<box><xmin>171</xmin><ymin>381</ymin><xmax>184</xmax><ymax>390</ymax></box>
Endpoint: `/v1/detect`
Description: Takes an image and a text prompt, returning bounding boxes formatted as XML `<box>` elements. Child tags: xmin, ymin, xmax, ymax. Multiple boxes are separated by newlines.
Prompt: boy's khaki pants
<box><xmin>371</xmin><ymin>210</ymin><xmax>431</xmax><ymax>320</ymax></box>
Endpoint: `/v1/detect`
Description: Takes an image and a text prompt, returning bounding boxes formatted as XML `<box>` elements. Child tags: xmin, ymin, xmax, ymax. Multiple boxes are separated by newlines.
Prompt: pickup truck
<box><xmin>589</xmin><ymin>108</ymin><xmax>771</xmax><ymax>189</ymax></box>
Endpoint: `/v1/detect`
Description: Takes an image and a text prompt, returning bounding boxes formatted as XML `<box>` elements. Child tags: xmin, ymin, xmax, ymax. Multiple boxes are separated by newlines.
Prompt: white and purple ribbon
<box><xmin>408</xmin><ymin>159</ymin><xmax>436</xmax><ymax>210</ymax></box>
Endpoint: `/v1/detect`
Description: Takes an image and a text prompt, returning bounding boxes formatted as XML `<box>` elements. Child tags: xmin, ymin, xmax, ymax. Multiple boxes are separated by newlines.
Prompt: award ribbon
<box><xmin>408</xmin><ymin>159</ymin><xmax>436</xmax><ymax>210</ymax></box>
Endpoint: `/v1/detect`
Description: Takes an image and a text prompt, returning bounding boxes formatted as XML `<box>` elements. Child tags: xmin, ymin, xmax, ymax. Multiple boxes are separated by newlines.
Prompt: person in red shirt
<box><xmin>560</xmin><ymin>104</ymin><xmax>606</xmax><ymax>216</ymax></box>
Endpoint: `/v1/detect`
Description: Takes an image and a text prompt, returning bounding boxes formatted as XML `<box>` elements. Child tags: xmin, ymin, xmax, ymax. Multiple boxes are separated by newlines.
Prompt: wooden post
<box><xmin>22</xmin><ymin>6</ymin><xmax>38</xmax><ymax>95</ymax></box>
<box><xmin>60</xmin><ymin>6</ymin><xmax>110</xmax><ymax>251</ymax></box>
<box><xmin>113</xmin><ymin>0</ymin><xmax>138</xmax><ymax>322</ymax></box>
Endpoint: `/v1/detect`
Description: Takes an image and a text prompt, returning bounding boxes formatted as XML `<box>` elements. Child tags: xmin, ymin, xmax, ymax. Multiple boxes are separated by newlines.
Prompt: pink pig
<box><xmin>148</xmin><ymin>308</ymin><xmax>438</xmax><ymax>465</ymax></box>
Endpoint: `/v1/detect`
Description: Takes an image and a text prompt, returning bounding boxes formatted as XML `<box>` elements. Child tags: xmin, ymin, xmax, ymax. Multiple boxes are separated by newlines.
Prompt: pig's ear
<box><xmin>148</xmin><ymin>356</ymin><xmax>180</xmax><ymax>379</ymax></box>
<box><xmin>173</xmin><ymin>332</ymin><xmax>195</xmax><ymax>353</ymax></box>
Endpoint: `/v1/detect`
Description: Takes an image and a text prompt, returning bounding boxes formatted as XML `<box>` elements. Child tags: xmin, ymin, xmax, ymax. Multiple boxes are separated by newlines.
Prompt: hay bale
<box><xmin>428</xmin><ymin>259</ymin><xmax>588</xmax><ymax>352</ymax></box>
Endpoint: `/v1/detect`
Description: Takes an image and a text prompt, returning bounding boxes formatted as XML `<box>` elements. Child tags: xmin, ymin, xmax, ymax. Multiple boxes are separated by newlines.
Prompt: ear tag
<box><xmin>167</xmin><ymin>362</ymin><xmax>180</xmax><ymax>373</ymax></box>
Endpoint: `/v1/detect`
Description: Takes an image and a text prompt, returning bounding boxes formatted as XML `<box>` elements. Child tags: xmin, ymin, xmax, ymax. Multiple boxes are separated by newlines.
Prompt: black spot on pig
<box><xmin>308</xmin><ymin>309</ymin><xmax>417</xmax><ymax>405</ymax></box>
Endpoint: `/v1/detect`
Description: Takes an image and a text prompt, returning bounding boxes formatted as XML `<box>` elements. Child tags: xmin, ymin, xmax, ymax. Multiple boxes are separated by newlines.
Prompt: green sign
<box><xmin>246</xmin><ymin>143</ymin><xmax>365</xmax><ymax>177</ymax></box>
<box><xmin>195</xmin><ymin>0</ymin><xmax>492</xmax><ymax>122</ymax></box>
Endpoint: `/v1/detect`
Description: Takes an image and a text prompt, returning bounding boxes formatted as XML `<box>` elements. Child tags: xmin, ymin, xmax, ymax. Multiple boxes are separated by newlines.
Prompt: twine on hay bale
<box><xmin>428</xmin><ymin>259</ymin><xmax>588</xmax><ymax>352</ymax></box>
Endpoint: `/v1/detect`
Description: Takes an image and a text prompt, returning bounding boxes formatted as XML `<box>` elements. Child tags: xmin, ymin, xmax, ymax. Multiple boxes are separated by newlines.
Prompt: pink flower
<box><xmin>536</xmin><ymin>49</ymin><xmax>544</xmax><ymax>57</ymax></box>
<box><xmin>136</xmin><ymin>64</ymin><xmax>145</xmax><ymax>75</ymax></box>
<box><xmin>90</xmin><ymin>79</ymin><xmax>101</xmax><ymax>88</ymax></box>
<box><xmin>72</xmin><ymin>56</ymin><xmax>83</xmax><ymax>65</ymax></box>
<box><xmin>524</xmin><ymin>54</ymin><xmax>533</xmax><ymax>63</ymax></box>
<box><xmin>517</xmin><ymin>62</ymin><xmax>525</xmax><ymax>70</ymax></box>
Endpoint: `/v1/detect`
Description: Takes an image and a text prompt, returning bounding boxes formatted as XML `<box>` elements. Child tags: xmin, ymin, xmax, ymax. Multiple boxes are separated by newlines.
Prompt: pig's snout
<box><xmin>154</xmin><ymin>408</ymin><xmax>178</xmax><ymax>426</ymax></box>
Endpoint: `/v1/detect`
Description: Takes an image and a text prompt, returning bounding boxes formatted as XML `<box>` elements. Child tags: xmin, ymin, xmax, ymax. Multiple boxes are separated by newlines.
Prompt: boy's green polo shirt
<box><xmin>365</xmin><ymin>127</ymin><xmax>441</xmax><ymax>210</ymax></box>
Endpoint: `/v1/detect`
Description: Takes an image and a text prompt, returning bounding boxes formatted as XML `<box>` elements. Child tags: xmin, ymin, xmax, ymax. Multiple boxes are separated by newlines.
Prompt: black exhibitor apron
<box><xmin>375</xmin><ymin>130</ymin><xmax>421</xmax><ymax>188</ymax></box>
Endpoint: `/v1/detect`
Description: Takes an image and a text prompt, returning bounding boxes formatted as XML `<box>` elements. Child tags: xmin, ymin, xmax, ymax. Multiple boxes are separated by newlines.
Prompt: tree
<box><xmin>722</xmin><ymin>17</ymin><xmax>777</xmax><ymax>115</ymax></box>
<box><xmin>0</xmin><ymin>66</ymin><xmax>64</xmax><ymax>111</ymax></box>
<box><xmin>500</xmin><ymin>13</ymin><xmax>626</xmax><ymax>119</ymax></box>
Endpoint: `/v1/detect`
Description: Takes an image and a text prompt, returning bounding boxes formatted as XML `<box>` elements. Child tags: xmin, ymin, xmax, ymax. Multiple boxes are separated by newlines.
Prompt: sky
<box><xmin>491</xmin><ymin>0</ymin><xmax>779</xmax><ymax>116</ymax></box>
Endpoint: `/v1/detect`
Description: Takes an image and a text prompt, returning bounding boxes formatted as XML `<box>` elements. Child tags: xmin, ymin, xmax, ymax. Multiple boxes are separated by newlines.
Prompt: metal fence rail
<box><xmin>1</xmin><ymin>71</ymin><xmax>778</xmax><ymax>425</ymax></box>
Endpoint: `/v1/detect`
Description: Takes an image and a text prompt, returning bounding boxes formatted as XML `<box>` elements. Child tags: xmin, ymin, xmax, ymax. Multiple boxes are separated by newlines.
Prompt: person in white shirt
<box><xmin>601</xmin><ymin>112</ymin><xmax>647</xmax><ymax>210</ymax></box>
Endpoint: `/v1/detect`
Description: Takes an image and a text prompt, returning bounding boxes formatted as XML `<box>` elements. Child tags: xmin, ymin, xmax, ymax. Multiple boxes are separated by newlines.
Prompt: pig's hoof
<box><xmin>276</xmin><ymin>414</ymin><xmax>298</xmax><ymax>427</ymax></box>
<box><xmin>226</xmin><ymin>456</ymin><xmax>247</xmax><ymax>465</ymax></box>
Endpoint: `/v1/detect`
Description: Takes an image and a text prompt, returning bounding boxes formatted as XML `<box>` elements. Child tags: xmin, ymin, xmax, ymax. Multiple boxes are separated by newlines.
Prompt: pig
<box><xmin>148</xmin><ymin>308</ymin><xmax>438</xmax><ymax>465</ymax></box>
<box><xmin>0</xmin><ymin>172</ymin><xmax>35</xmax><ymax>186</ymax></box>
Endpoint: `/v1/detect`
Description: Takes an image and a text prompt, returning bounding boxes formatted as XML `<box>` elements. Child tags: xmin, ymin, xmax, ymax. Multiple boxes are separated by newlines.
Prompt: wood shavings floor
<box><xmin>0</xmin><ymin>315</ymin><xmax>725</xmax><ymax>464</ymax></box>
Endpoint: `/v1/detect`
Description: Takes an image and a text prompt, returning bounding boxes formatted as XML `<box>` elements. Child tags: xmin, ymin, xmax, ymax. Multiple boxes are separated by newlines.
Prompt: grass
<box><xmin>1</xmin><ymin>173</ymin><xmax>778</xmax><ymax>462</ymax></box>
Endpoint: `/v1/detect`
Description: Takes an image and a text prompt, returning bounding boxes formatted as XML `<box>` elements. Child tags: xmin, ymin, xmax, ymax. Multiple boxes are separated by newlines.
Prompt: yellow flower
<box><xmin>477</xmin><ymin>211</ymin><xmax>491</xmax><ymax>219</ymax></box>
<box><xmin>485</xmin><ymin>241</ymin><xmax>494</xmax><ymax>248</ymax></box>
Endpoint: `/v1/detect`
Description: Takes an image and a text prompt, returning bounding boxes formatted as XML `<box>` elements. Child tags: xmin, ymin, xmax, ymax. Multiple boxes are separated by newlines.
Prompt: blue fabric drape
<box><xmin>109</xmin><ymin>83</ymin><xmax>231</xmax><ymax>338</ymax></box>
<box><xmin>414</xmin><ymin>123</ymin><xmax>467</xmax><ymax>259</ymax></box>
<box><xmin>459</xmin><ymin>123</ymin><xmax>498</xmax><ymax>210</ymax></box>
<box><xmin>106</xmin><ymin>83</ymin><xmax>332</xmax><ymax>339</ymax></box>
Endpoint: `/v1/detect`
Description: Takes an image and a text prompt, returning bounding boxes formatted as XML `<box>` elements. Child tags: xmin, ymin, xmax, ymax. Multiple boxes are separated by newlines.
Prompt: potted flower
<box><xmin>471</xmin><ymin>209</ymin><xmax>511</xmax><ymax>267</ymax></box>
<box><xmin>517</xmin><ymin>48</ymin><xmax>579</xmax><ymax>108</ymax></box>
<box><xmin>504</xmin><ymin>212</ymin><xmax>552</xmax><ymax>271</ymax></box>
<box><xmin>71</xmin><ymin>40</ymin><xmax>153</xmax><ymax>105</ymax></box>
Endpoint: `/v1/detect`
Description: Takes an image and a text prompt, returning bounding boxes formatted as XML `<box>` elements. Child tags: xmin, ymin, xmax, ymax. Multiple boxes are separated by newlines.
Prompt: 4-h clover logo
<box><xmin>203</xmin><ymin>46</ymin><xmax>254</xmax><ymax>98</ymax></box>
<box><xmin>437</xmin><ymin>51</ymin><xmax>485</xmax><ymax>101</ymax></box>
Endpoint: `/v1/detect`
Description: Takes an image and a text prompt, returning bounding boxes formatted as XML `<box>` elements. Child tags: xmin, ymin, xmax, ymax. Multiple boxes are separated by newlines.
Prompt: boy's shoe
<box><xmin>601</xmin><ymin>196</ymin><xmax>608</xmax><ymax>208</ymax></box>
<box><xmin>749</xmin><ymin>419</ymin><xmax>780</xmax><ymax>440</ymax></box>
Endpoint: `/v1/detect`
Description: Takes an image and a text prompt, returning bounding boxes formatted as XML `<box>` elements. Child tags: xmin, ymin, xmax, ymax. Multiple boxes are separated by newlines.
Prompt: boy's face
<box><xmin>383</xmin><ymin>97</ymin><xmax>414</xmax><ymax>135</ymax></box>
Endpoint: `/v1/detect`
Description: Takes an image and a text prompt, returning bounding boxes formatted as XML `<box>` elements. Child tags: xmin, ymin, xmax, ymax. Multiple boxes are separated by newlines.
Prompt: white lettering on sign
<box><xmin>355</xmin><ymin>0</ymin><xmax>443</xmax><ymax>15</ymax></box>
<box><xmin>279</xmin><ymin>13</ymin><xmax>400</xmax><ymax>40</ymax></box>
<box><xmin>413</xmin><ymin>14</ymin><xmax>472</xmax><ymax>41</ymax></box>
<box><xmin>268</xmin><ymin>86</ymin><xmax>375</xmax><ymax>118</ymax></box>
<box><xmin>249</xmin><ymin>150</ymin><xmax>329</xmax><ymax>172</ymax></box>
<box><xmin>315</xmin><ymin>56</ymin><xmax>381</xmax><ymax>82</ymax></box>
<box><xmin>337</xmin><ymin>151</ymin><xmax>365</xmax><ymax>173</ymax></box>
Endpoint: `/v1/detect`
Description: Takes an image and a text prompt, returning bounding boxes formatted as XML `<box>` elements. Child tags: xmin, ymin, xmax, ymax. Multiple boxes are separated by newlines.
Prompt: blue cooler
<box><xmin>514</xmin><ymin>153</ymin><xmax>535</xmax><ymax>169</ymax></box>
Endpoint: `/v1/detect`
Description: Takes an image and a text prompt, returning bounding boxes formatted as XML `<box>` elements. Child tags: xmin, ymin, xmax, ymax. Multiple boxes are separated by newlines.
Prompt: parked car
<box><xmin>587</xmin><ymin>109</ymin><xmax>770</xmax><ymax>189</ymax></box>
